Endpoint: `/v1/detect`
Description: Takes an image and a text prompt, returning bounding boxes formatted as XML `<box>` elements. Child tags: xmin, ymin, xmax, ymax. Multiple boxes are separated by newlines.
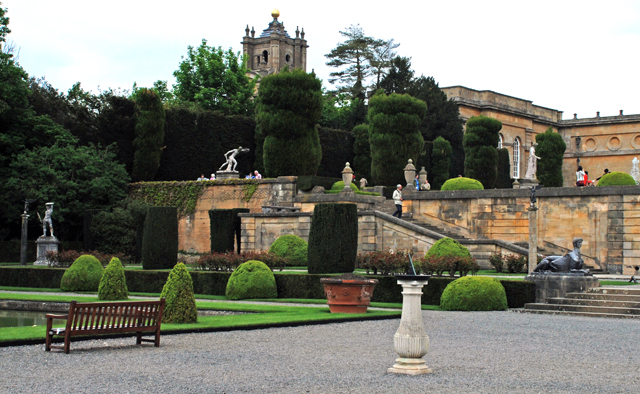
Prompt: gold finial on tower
<box><xmin>271</xmin><ymin>9</ymin><xmax>280</xmax><ymax>19</ymax></box>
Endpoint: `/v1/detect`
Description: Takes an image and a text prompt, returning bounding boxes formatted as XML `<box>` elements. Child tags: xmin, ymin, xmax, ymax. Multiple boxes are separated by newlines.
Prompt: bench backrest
<box><xmin>66</xmin><ymin>299</ymin><xmax>165</xmax><ymax>331</ymax></box>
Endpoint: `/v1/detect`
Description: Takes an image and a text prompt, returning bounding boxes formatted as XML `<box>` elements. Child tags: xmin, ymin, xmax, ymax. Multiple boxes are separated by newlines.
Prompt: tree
<box><xmin>131</xmin><ymin>88</ymin><xmax>165</xmax><ymax>182</ymax></box>
<box><xmin>380</xmin><ymin>56</ymin><xmax>414</xmax><ymax>95</ymax></box>
<box><xmin>352</xmin><ymin>124</ymin><xmax>371</xmax><ymax>181</ymax></box>
<box><xmin>325</xmin><ymin>25</ymin><xmax>375</xmax><ymax>100</ymax></box>
<box><xmin>463</xmin><ymin>115</ymin><xmax>502</xmax><ymax>189</ymax></box>
<box><xmin>369</xmin><ymin>39</ymin><xmax>400</xmax><ymax>91</ymax></box>
<box><xmin>431</xmin><ymin>136</ymin><xmax>452</xmax><ymax>190</ymax></box>
<box><xmin>535</xmin><ymin>127</ymin><xmax>566</xmax><ymax>187</ymax></box>
<box><xmin>256</xmin><ymin>68</ymin><xmax>323</xmax><ymax>177</ymax></box>
<box><xmin>369</xmin><ymin>91</ymin><xmax>426</xmax><ymax>186</ymax></box>
<box><xmin>173</xmin><ymin>39</ymin><xmax>256</xmax><ymax>116</ymax></box>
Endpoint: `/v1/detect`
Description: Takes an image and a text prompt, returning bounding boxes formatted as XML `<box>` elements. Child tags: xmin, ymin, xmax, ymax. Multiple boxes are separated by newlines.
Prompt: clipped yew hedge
<box><xmin>141</xmin><ymin>206</ymin><xmax>178</xmax><ymax>269</ymax></box>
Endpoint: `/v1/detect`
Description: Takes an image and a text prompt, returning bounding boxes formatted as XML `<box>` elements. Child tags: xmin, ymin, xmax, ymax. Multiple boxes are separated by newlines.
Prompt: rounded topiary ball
<box><xmin>269</xmin><ymin>234</ymin><xmax>308</xmax><ymax>266</ymax></box>
<box><xmin>160</xmin><ymin>262</ymin><xmax>197</xmax><ymax>323</ymax></box>
<box><xmin>226</xmin><ymin>260</ymin><xmax>277</xmax><ymax>300</ymax></box>
<box><xmin>596</xmin><ymin>171</ymin><xmax>637</xmax><ymax>187</ymax></box>
<box><xmin>441</xmin><ymin>177</ymin><xmax>484</xmax><ymax>191</ymax></box>
<box><xmin>425</xmin><ymin>237</ymin><xmax>471</xmax><ymax>259</ymax></box>
<box><xmin>440</xmin><ymin>276</ymin><xmax>508</xmax><ymax>311</ymax></box>
<box><xmin>60</xmin><ymin>255</ymin><xmax>105</xmax><ymax>292</ymax></box>
<box><xmin>331</xmin><ymin>181</ymin><xmax>358</xmax><ymax>192</ymax></box>
<box><xmin>98</xmin><ymin>257</ymin><xmax>129</xmax><ymax>300</ymax></box>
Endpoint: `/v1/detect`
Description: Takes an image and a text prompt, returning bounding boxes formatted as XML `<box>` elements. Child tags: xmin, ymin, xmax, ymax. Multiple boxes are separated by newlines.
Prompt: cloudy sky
<box><xmin>4</xmin><ymin>0</ymin><xmax>640</xmax><ymax>119</ymax></box>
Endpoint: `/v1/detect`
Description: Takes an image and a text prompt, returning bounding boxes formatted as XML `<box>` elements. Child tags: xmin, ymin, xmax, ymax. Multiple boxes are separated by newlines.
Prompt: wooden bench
<box><xmin>45</xmin><ymin>298</ymin><xmax>165</xmax><ymax>354</ymax></box>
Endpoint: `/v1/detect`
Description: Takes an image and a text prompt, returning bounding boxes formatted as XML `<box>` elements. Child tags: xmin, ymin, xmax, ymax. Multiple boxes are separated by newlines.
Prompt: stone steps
<box><xmin>524</xmin><ymin>302</ymin><xmax>640</xmax><ymax>316</ymax></box>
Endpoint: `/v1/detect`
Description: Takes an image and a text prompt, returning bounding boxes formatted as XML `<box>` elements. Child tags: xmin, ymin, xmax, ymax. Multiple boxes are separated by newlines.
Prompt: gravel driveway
<box><xmin>1</xmin><ymin>310</ymin><xmax>638</xmax><ymax>393</ymax></box>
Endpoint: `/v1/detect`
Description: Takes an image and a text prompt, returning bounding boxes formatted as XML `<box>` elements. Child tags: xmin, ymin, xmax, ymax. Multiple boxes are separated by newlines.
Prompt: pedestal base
<box><xmin>34</xmin><ymin>236</ymin><xmax>59</xmax><ymax>266</ymax></box>
<box><xmin>216</xmin><ymin>170</ymin><xmax>240</xmax><ymax>180</ymax></box>
<box><xmin>388</xmin><ymin>358</ymin><xmax>433</xmax><ymax>375</ymax></box>
<box><xmin>525</xmin><ymin>273</ymin><xmax>600</xmax><ymax>303</ymax></box>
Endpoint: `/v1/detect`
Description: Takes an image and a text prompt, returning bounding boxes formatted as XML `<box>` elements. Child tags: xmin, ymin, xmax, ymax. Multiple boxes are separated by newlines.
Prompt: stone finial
<box><xmin>296</xmin><ymin>26</ymin><xmax>300</xmax><ymax>38</ymax></box>
<box><xmin>596</xmin><ymin>111</ymin><xmax>600</xmax><ymax>118</ymax></box>
<box><xmin>620</xmin><ymin>110</ymin><xmax>624</xmax><ymax>115</ymax></box>
<box><xmin>341</xmin><ymin>162</ymin><xmax>354</xmax><ymax>191</ymax></box>
<box><xmin>418</xmin><ymin>166</ymin><xmax>428</xmax><ymax>191</ymax></box>
<box><xmin>301</xmin><ymin>28</ymin><xmax>305</xmax><ymax>39</ymax></box>
<box><xmin>573</xmin><ymin>113</ymin><xmax>577</xmax><ymax>119</ymax></box>
<box><xmin>245</xmin><ymin>25</ymin><xmax>250</xmax><ymax>37</ymax></box>
<box><xmin>251</xmin><ymin>26</ymin><xmax>255</xmax><ymax>38</ymax></box>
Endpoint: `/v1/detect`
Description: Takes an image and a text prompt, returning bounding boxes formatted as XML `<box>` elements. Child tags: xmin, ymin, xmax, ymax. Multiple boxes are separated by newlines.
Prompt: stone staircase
<box><xmin>521</xmin><ymin>287</ymin><xmax>640</xmax><ymax>318</ymax></box>
<box><xmin>402</xmin><ymin>217</ymin><xmax>468</xmax><ymax>240</ymax></box>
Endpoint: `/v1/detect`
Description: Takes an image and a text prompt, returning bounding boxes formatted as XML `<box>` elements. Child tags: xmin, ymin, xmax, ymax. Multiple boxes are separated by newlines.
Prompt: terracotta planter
<box><xmin>320</xmin><ymin>275</ymin><xmax>379</xmax><ymax>313</ymax></box>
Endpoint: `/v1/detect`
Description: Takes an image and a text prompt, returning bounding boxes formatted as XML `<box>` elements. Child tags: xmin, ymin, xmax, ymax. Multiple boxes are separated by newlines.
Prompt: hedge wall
<box><xmin>141</xmin><ymin>207</ymin><xmax>178</xmax><ymax>269</ymax></box>
<box><xmin>317</xmin><ymin>127</ymin><xmax>355</xmax><ymax>178</ymax></box>
<box><xmin>0</xmin><ymin>267</ymin><xmax>536</xmax><ymax>307</ymax></box>
<box><xmin>155</xmin><ymin>108</ymin><xmax>257</xmax><ymax>181</ymax></box>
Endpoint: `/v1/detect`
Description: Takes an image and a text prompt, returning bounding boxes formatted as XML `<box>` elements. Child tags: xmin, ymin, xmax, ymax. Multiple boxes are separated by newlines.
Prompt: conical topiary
<box><xmin>160</xmin><ymin>263</ymin><xmax>197</xmax><ymax>323</ymax></box>
<box><xmin>60</xmin><ymin>255</ymin><xmax>105</xmax><ymax>292</ymax></box>
<box><xmin>98</xmin><ymin>257</ymin><xmax>129</xmax><ymax>300</ymax></box>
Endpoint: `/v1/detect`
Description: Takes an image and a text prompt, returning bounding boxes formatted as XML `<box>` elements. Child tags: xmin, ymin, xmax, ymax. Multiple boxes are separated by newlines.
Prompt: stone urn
<box><xmin>341</xmin><ymin>162</ymin><xmax>354</xmax><ymax>191</ymax></box>
<box><xmin>320</xmin><ymin>273</ymin><xmax>379</xmax><ymax>313</ymax></box>
<box><xmin>403</xmin><ymin>159</ymin><xmax>416</xmax><ymax>189</ymax></box>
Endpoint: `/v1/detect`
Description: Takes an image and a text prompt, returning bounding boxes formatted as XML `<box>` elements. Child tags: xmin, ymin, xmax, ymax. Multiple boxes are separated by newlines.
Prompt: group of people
<box><xmin>576</xmin><ymin>167</ymin><xmax>609</xmax><ymax>187</ymax></box>
<box><xmin>245</xmin><ymin>170</ymin><xmax>262</xmax><ymax>179</ymax></box>
<box><xmin>197</xmin><ymin>174</ymin><xmax>216</xmax><ymax>181</ymax></box>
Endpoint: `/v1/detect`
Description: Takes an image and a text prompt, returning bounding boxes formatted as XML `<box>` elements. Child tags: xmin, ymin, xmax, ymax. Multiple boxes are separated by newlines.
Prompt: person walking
<box><xmin>392</xmin><ymin>184</ymin><xmax>403</xmax><ymax>219</ymax></box>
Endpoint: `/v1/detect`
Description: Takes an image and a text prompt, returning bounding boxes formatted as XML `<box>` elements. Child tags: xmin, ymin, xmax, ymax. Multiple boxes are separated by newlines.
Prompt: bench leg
<box><xmin>136</xmin><ymin>332</ymin><xmax>142</xmax><ymax>345</ymax></box>
<box><xmin>45</xmin><ymin>318</ymin><xmax>52</xmax><ymax>351</ymax></box>
<box><xmin>64</xmin><ymin>331</ymin><xmax>71</xmax><ymax>354</ymax></box>
<box><xmin>154</xmin><ymin>327</ymin><xmax>161</xmax><ymax>347</ymax></box>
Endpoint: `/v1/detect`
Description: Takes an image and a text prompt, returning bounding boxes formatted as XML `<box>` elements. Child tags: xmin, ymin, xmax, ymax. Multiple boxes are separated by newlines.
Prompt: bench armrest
<box><xmin>45</xmin><ymin>314</ymin><xmax>68</xmax><ymax>319</ymax></box>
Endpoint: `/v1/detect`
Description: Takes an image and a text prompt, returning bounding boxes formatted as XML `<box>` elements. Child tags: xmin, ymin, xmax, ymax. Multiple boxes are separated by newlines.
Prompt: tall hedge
<box><xmin>307</xmin><ymin>203</ymin><xmax>358</xmax><ymax>274</ymax></box>
<box><xmin>431</xmin><ymin>136</ymin><xmax>452</xmax><ymax>190</ymax></box>
<box><xmin>209</xmin><ymin>209</ymin><xmax>236</xmax><ymax>253</ymax></box>
<box><xmin>496</xmin><ymin>148</ymin><xmax>512</xmax><ymax>189</ymax></box>
<box><xmin>141</xmin><ymin>206</ymin><xmax>178</xmax><ymax>269</ymax></box>
<box><xmin>352</xmin><ymin>124</ymin><xmax>371</xmax><ymax>181</ymax></box>
<box><xmin>535</xmin><ymin>127</ymin><xmax>566</xmax><ymax>187</ymax></box>
<box><xmin>369</xmin><ymin>92</ymin><xmax>426</xmax><ymax>186</ymax></box>
<box><xmin>317</xmin><ymin>127</ymin><xmax>355</xmax><ymax>177</ymax></box>
<box><xmin>131</xmin><ymin>88</ymin><xmax>166</xmax><ymax>182</ymax></box>
<box><xmin>155</xmin><ymin>108</ymin><xmax>256</xmax><ymax>181</ymax></box>
<box><xmin>256</xmin><ymin>68</ymin><xmax>323</xmax><ymax>177</ymax></box>
<box><xmin>463</xmin><ymin>115</ymin><xmax>502</xmax><ymax>189</ymax></box>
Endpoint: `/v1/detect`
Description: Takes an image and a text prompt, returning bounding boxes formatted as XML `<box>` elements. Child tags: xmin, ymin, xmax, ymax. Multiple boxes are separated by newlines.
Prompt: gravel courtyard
<box><xmin>1</xmin><ymin>310</ymin><xmax>638</xmax><ymax>394</ymax></box>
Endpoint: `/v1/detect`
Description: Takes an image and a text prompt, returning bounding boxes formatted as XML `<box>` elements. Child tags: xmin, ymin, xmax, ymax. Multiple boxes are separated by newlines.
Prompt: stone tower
<box><xmin>242</xmin><ymin>9</ymin><xmax>308</xmax><ymax>77</ymax></box>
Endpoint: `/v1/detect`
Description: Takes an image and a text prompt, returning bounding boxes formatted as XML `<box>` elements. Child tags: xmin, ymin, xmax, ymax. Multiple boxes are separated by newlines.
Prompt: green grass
<box><xmin>475</xmin><ymin>270</ymin><xmax>527</xmax><ymax>276</ymax></box>
<box><xmin>600</xmin><ymin>280</ymin><xmax>640</xmax><ymax>286</ymax></box>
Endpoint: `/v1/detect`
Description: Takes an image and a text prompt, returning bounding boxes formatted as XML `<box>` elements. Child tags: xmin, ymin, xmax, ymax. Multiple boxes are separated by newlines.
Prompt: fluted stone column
<box><xmin>388</xmin><ymin>275</ymin><xmax>432</xmax><ymax>375</ymax></box>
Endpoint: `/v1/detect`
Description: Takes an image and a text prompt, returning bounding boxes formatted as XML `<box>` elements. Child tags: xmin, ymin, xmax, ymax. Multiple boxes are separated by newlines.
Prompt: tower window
<box><xmin>285</xmin><ymin>54</ymin><xmax>291</xmax><ymax>63</ymax></box>
<box><xmin>262</xmin><ymin>50</ymin><xmax>268</xmax><ymax>64</ymax></box>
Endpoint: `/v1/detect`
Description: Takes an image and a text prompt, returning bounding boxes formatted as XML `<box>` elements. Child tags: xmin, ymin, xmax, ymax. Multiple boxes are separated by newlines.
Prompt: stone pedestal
<box><xmin>520</xmin><ymin>178</ymin><xmax>539</xmax><ymax>188</ymax></box>
<box><xmin>34</xmin><ymin>236</ymin><xmax>59</xmax><ymax>266</ymax></box>
<box><xmin>528</xmin><ymin>207</ymin><xmax>538</xmax><ymax>274</ymax></box>
<box><xmin>524</xmin><ymin>273</ymin><xmax>600</xmax><ymax>303</ymax></box>
<box><xmin>388</xmin><ymin>275</ymin><xmax>432</xmax><ymax>375</ymax></box>
<box><xmin>216</xmin><ymin>170</ymin><xmax>240</xmax><ymax>180</ymax></box>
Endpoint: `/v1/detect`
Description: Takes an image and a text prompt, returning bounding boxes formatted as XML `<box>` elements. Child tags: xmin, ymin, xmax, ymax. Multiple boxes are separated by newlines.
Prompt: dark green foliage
<box><xmin>196</xmin><ymin>251</ymin><xmax>288</xmax><ymax>271</ymax></box>
<box><xmin>352</xmin><ymin>124</ymin><xmax>371</xmax><ymax>181</ymax></box>
<box><xmin>495</xmin><ymin>148</ymin><xmax>512</xmax><ymax>189</ymax></box>
<box><xmin>141</xmin><ymin>206</ymin><xmax>178</xmax><ymax>269</ymax></box>
<box><xmin>440</xmin><ymin>177</ymin><xmax>484</xmax><ymax>191</ymax></box>
<box><xmin>296</xmin><ymin>176</ymin><xmax>341</xmax><ymax>192</ymax></box>
<box><xmin>60</xmin><ymin>255</ymin><xmax>105</xmax><ymax>292</ymax></box>
<box><xmin>226</xmin><ymin>260</ymin><xmax>278</xmax><ymax>300</ymax></box>
<box><xmin>131</xmin><ymin>88</ymin><xmax>165</xmax><ymax>182</ymax></box>
<box><xmin>172</xmin><ymin>40</ymin><xmax>256</xmax><ymax>116</ymax></box>
<box><xmin>431</xmin><ymin>136</ymin><xmax>452</xmax><ymax>190</ymax></box>
<box><xmin>90</xmin><ymin>199</ymin><xmax>148</xmax><ymax>258</ymax></box>
<box><xmin>535</xmin><ymin>127</ymin><xmax>566</xmax><ymax>187</ymax></box>
<box><xmin>440</xmin><ymin>276</ymin><xmax>508</xmax><ymax>311</ymax></box>
<box><xmin>160</xmin><ymin>262</ymin><xmax>197</xmax><ymax>323</ymax></box>
<box><xmin>269</xmin><ymin>235</ymin><xmax>308</xmax><ymax>266</ymax></box>
<box><xmin>209</xmin><ymin>209</ymin><xmax>236</xmax><ymax>253</ymax></box>
<box><xmin>324</xmin><ymin>25</ymin><xmax>375</xmax><ymax>99</ymax></box>
<box><xmin>154</xmin><ymin>108</ymin><xmax>256</xmax><ymax>181</ymax></box>
<box><xmin>380</xmin><ymin>56</ymin><xmax>414</xmax><ymax>95</ymax></box>
<box><xmin>463</xmin><ymin>115</ymin><xmax>502</xmax><ymax>188</ymax></box>
<box><xmin>369</xmin><ymin>92</ymin><xmax>426</xmax><ymax>186</ymax></box>
<box><xmin>330</xmin><ymin>181</ymin><xmax>359</xmax><ymax>191</ymax></box>
<box><xmin>489</xmin><ymin>252</ymin><xmax>504</xmax><ymax>273</ymax></box>
<box><xmin>501</xmin><ymin>279</ymin><xmax>536</xmax><ymax>308</ymax></box>
<box><xmin>307</xmin><ymin>203</ymin><xmax>358</xmax><ymax>274</ymax></box>
<box><xmin>257</xmin><ymin>68</ymin><xmax>323</xmax><ymax>177</ymax></box>
<box><xmin>317</xmin><ymin>127</ymin><xmax>355</xmax><ymax>177</ymax></box>
<box><xmin>425</xmin><ymin>237</ymin><xmax>471</xmax><ymax>258</ymax></box>
<box><xmin>98</xmin><ymin>257</ymin><xmax>129</xmax><ymax>300</ymax></box>
<box><xmin>597</xmin><ymin>171</ymin><xmax>637</xmax><ymax>187</ymax></box>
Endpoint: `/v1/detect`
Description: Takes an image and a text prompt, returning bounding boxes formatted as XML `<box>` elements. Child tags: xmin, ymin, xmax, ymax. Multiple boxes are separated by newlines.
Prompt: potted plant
<box><xmin>320</xmin><ymin>273</ymin><xmax>378</xmax><ymax>313</ymax></box>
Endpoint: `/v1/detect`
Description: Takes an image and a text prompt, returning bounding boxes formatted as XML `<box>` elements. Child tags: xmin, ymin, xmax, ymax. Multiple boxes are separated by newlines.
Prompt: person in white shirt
<box><xmin>576</xmin><ymin>166</ymin><xmax>585</xmax><ymax>186</ymax></box>
<box><xmin>392</xmin><ymin>184</ymin><xmax>403</xmax><ymax>219</ymax></box>
<box><xmin>254</xmin><ymin>170</ymin><xmax>262</xmax><ymax>179</ymax></box>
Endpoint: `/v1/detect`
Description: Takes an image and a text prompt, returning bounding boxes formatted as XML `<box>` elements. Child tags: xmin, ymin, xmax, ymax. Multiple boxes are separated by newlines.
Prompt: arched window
<box><xmin>512</xmin><ymin>138</ymin><xmax>520</xmax><ymax>178</ymax></box>
<box><xmin>256</xmin><ymin>55</ymin><xmax>260</xmax><ymax>67</ymax></box>
<box><xmin>262</xmin><ymin>50</ymin><xmax>269</xmax><ymax>64</ymax></box>
<box><xmin>285</xmin><ymin>54</ymin><xmax>291</xmax><ymax>63</ymax></box>
<box><xmin>498</xmin><ymin>134</ymin><xmax>503</xmax><ymax>149</ymax></box>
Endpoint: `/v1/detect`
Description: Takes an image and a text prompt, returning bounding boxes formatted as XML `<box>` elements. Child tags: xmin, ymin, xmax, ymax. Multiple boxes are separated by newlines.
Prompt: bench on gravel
<box><xmin>45</xmin><ymin>298</ymin><xmax>165</xmax><ymax>354</ymax></box>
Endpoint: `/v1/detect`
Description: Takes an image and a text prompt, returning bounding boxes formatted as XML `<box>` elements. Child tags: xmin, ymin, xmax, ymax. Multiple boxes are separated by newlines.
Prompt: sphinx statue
<box><xmin>533</xmin><ymin>238</ymin><xmax>589</xmax><ymax>274</ymax></box>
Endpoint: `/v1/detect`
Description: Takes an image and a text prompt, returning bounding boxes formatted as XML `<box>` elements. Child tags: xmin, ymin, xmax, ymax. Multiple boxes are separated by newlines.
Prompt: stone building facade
<box><xmin>442</xmin><ymin>86</ymin><xmax>640</xmax><ymax>187</ymax></box>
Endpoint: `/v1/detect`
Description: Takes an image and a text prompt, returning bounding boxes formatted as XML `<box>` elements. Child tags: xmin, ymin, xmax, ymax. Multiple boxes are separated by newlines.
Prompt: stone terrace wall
<box><xmin>406</xmin><ymin>186</ymin><xmax>640</xmax><ymax>274</ymax></box>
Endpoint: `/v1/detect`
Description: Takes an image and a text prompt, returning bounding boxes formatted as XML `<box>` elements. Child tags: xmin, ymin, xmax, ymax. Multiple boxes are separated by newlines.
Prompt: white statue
<box><xmin>631</xmin><ymin>157</ymin><xmax>640</xmax><ymax>185</ymax></box>
<box><xmin>524</xmin><ymin>143</ymin><xmax>541</xmax><ymax>179</ymax></box>
<box><xmin>38</xmin><ymin>202</ymin><xmax>54</xmax><ymax>237</ymax></box>
<box><xmin>219</xmin><ymin>146</ymin><xmax>250</xmax><ymax>172</ymax></box>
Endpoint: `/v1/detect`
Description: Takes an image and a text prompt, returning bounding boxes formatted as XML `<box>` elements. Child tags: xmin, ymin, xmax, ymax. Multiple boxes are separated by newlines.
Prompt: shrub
<box><xmin>463</xmin><ymin>115</ymin><xmax>501</xmax><ymax>188</ymax></box>
<box><xmin>98</xmin><ymin>257</ymin><xmax>129</xmax><ymax>300</ymax></box>
<box><xmin>420</xmin><ymin>255</ymin><xmax>479</xmax><ymax>277</ymax></box>
<box><xmin>160</xmin><ymin>263</ymin><xmax>197</xmax><ymax>323</ymax></box>
<box><xmin>195</xmin><ymin>251</ymin><xmax>287</xmax><ymax>272</ymax></box>
<box><xmin>352</xmin><ymin>124</ymin><xmax>371</xmax><ymax>181</ymax></box>
<box><xmin>60</xmin><ymin>255</ymin><xmax>105</xmax><ymax>292</ymax></box>
<box><xmin>440</xmin><ymin>276</ymin><xmax>508</xmax><ymax>311</ymax></box>
<box><xmin>431</xmin><ymin>136</ymin><xmax>452</xmax><ymax>190</ymax></box>
<box><xmin>441</xmin><ymin>177</ymin><xmax>484</xmax><ymax>191</ymax></box>
<box><xmin>330</xmin><ymin>180</ymin><xmax>359</xmax><ymax>192</ymax></box>
<box><xmin>425</xmin><ymin>237</ymin><xmax>471</xmax><ymax>259</ymax></box>
<box><xmin>307</xmin><ymin>203</ymin><xmax>358</xmax><ymax>274</ymax></box>
<box><xmin>489</xmin><ymin>252</ymin><xmax>504</xmax><ymax>273</ymax></box>
<box><xmin>356</xmin><ymin>250</ymin><xmax>415</xmax><ymax>275</ymax></box>
<box><xmin>269</xmin><ymin>235</ymin><xmax>308</xmax><ymax>266</ymax></box>
<box><xmin>226</xmin><ymin>260</ymin><xmax>277</xmax><ymax>300</ymax></box>
<box><xmin>505</xmin><ymin>254</ymin><xmax>527</xmax><ymax>273</ymax></box>
<box><xmin>495</xmin><ymin>148</ymin><xmax>512</xmax><ymax>189</ymax></box>
<box><xmin>597</xmin><ymin>171</ymin><xmax>637</xmax><ymax>187</ymax></box>
<box><xmin>535</xmin><ymin>127</ymin><xmax>566</xmax><ymax>187</ymax></box>
<box><xmin>46</xmin><ymin>250</ymin><xmax>82</xmax><ymax>267</ymax></box>
<box><xmin>141</xmin><ymin>206</ymin><xmax>178</xmax><ymax>269</ymax></box>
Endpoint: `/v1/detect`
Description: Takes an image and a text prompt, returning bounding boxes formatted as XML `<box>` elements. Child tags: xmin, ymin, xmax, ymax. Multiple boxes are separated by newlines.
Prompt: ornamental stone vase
<box><xmin>341</xmin><ymin>162</ymin><xmax>354</xmax><ymax>191</ymax></box>
<box><xmin>320</xmin><ymin>274</ymin><xmax>378</xmax><ymax>313</ymax></box>
<box><xmin>403</xmin><ymin>159</ymin><xmax>416</xmax><ymax>189</ymax></box>
<box><xmin>388</xmin><ymin>274</ymin><xmax>432</xmax><ymax>375</ymax></box>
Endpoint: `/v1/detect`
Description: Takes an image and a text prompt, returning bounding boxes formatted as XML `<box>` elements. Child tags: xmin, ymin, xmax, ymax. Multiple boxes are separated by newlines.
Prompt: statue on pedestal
<box><xmin>34</xmin><ymin>202</ymin><xmax>59</xmax><ymax>266</ymax></box>
<box><xmin>219</xmin><ymin>146</ymin><xmax>250</xmax><ymax>172</ymax></box>
<box><xmin>524</xmin><ymin>143</ymin><xmax>541</xmax><ymax>179</ymax></box>
<box><xmin>534</xmin><ymin>238</ymin><xmax>588</xmax><ymax>273</ymax></box>
<box><xmin>38</xmin><ymin>202</ymin><xmax>55</xmax><ymax>237</ymax></box>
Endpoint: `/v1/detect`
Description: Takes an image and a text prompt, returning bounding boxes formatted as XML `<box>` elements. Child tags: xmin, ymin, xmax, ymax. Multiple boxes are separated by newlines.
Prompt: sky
<box><xmin>4</xmin><ymin>0</ymin><xmax>640</xmax><ymax>120</ymax></box>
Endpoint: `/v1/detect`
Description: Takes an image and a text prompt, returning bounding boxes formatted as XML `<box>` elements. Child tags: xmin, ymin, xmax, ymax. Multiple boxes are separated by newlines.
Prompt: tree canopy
<box><xmin>535</xmin><ymin>127</ymin><xmax>566</xmax><ymax>187</ymax></box>
<box><xmin>463</xmin><ymin>115</ymin><xmax>502</xmax><ymax>189</ymax></box>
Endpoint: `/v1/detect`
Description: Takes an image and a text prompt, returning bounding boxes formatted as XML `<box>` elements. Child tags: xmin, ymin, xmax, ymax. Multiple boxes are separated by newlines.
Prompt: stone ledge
<box><xmin>407</xmin><ymin>185</ymin><xmax>640</xmax><ymax>201</ymax></box>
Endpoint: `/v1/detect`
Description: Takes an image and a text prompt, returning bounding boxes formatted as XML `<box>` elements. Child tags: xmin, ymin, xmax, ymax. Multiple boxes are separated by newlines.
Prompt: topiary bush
<box><xmin>160</xmin><ymin>263</ymin><xmax>197</xmax><ymax>323</ymax></box>
<box><xmin>307</xmin><ymin>203</ymin><xmax>358</xmax><ymax>274</ymax></box>
<box><xmin>98</xmin><ymin>257</ymin><xmax>129</xmax><ymax>300</ymax></box>
<box><xmin>60</xmin><ymin>255</ymin><xmax>105</xmax><ymax>292</ymax></box>
<box><xmin>441</xmin><ymin>177</ymin><xmax>484</xmax><ymax>191</ymax></box>
<box><xmin>226</xmin><ymin>260</ymin><xmax>277</xmax><ymax>300</ymax></box>
<box><xmin>141</xmin><ymin>206</ymin><xmax>178</xmax><ymax>269</ymax></box>
<box><xmin>269</xmin><ymin>235</ymin><xmax>308</xmax><ymax>266</ymax></box>
<box><xmin>440</xmin><ymin>276</ymin><xmax>508</xmax><ymax>311</ymax></box>
<box><xmin>420</xmin><ymin>237</ymin><xmax>477</xmax><ymax>277</ymax></box>
<box><xmin>425</xmin><ymin>237</ymin><xmax>471</xmax><ymax>259</ymax></box>
<box><xmin>330</xmin><ymin>180</ymin><xmax>359</xmax><ymax>192</ymax></box>
<box><xmin>597</xmin><ymin>171</ymin><xmax>637</xmax><ymax>187</ymax></box>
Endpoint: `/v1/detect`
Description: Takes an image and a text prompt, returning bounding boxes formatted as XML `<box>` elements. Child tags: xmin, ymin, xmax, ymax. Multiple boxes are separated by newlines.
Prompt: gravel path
<box><xmin>1</xmin><ymin>310</ymin><xmax>639</xmax><ymax>393</ymax></box>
